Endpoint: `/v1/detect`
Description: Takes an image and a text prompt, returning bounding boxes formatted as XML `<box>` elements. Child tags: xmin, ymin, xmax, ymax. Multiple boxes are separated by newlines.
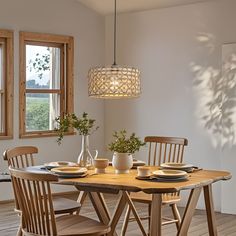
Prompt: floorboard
<box><xmin>0</xmin><ymin>193</ymin><xmax>236</xmax><ymax>236</ymax></box>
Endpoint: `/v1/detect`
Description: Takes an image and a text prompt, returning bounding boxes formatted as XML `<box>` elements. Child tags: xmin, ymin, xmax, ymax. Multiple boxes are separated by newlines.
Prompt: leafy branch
<box><xmin>108</xmin><ymin>130</ymin><xmax>145</xmax><ymax>154</ymax></box>
<box><xmin>28</xmin><ymin>48</ymin><xmax>50</xmax><ymax>79</ymax></box>
<box><xmin>55</xmin><ymin>112</ymin><xmax>99</xmax><ymax>144</ymax></box>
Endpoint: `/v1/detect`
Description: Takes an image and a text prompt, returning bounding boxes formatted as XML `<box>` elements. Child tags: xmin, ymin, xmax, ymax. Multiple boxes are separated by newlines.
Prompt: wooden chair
<box><xmin>121</xmin><ymin>136</ymin><xmax>188</xmax><ymax>235</ymax></box>
<box><xmin>3</xmin><ymin>146</ymin><xmax>81</xmax><ymax>235</ymax></box>
<box><xmin>9</xmin><ymin>166</ymin><xmax>110</xmax><ymax>236</ymax></box>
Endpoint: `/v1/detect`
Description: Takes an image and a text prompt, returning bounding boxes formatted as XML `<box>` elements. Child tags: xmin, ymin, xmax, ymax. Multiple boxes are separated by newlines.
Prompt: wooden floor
<box><xmin>0</xmin><ymin>193</ymin><xmax>236</xmax><ymax>236</ymax></box>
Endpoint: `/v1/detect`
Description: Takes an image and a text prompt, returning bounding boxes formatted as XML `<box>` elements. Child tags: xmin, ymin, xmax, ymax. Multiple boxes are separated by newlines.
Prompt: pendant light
<box><xmin>88</xmin><ymin>0</ymin><xmax>141</xmax><ymax>99</ymax></box>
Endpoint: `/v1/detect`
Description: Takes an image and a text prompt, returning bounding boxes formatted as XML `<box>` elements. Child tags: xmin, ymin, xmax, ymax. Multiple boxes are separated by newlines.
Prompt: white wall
<box><xmin>0</xmin><ymin>0</ymin><xmax>105</xmax><ymax>200</ymax></box>
<box><xmin>105</xmin><ymin>0</ymin><xmax>236</xmax><ymax>213</ymax></box>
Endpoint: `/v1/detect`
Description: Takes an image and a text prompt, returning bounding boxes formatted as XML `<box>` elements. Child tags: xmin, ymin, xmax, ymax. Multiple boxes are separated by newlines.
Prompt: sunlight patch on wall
<box><xmin>191</xmin><ymin>34</ymin><xmax>236</xmax><ymax>148</ymax></box>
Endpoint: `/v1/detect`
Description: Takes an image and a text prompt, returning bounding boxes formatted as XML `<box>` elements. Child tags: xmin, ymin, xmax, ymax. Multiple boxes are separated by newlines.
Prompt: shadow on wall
<box><xmin>190</xmin><ymin>33</ymin><xmax>236</xmax><ymax>148</ymax></box>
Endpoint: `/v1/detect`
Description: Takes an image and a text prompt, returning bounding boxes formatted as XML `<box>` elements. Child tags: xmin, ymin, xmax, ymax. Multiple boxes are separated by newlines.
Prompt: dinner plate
<box><xmin>136</xmin><ymin>175</ymin><xmax>189</xmax><ymax>182</ymax></box>
<box><xmin>50</xmin><ymin>167</ymin><xmax>87</xmax><ymax>176</ymax></box>
<box><xmin>44</xmin><ymin>161</ymin><xmax>78</xmax><ymax>170</ymax></box>
<box><xmin>152</xmin><ymin>169</ymin><xmax>187</xmax><ymax>179</ymax></box>
<box><xmin>160</xmin><ymin>162</ymin><xmax>194</xmax><ymax>170</ymax></box>
<box><xmin>55</xmin><ymin>173</ymin><xmax>88</xmax><ymax>178</ymax></box>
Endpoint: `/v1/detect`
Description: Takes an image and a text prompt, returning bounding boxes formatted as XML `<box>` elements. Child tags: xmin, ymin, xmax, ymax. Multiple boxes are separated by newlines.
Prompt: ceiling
<box><xmin>77</xmin><ymin>0</ymin><xmax>212</xmax><ymax>15</ymax></box>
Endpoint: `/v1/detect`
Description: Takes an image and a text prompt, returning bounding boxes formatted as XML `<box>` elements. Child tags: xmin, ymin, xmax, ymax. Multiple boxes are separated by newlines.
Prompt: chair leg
<box><xmin>17</xmin><ymin>213</ymin><xmax>23</xmax><ymax>236</ymax></box>
<box><xmin>76</xmin><ymin>191</ymin><xmax>87</xmax><ymax>214</ymax></box>
<box><xmin>17</xmin><ymin>224</ymin><xmax>22</xmax><ymax>236</ymax></box>
<box><xmin>148</xmin><ymin>203</ymin><xmax>151</xmax><ymax>234</ymax></box>
<box><xmin>171</xmin><ymin>203</ymin><xmax>181</xmax><ymax>230</ymax></box>
<box><xmin>121</xmin><ymin>205</ymin><xmax>131</xmax><ymax>236</ymax></box>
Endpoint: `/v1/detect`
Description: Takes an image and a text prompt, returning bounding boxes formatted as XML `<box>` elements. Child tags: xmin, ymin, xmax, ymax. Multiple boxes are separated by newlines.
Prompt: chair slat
<box><xmin>47</xmin><ymin>181</ymin><xmax>57</xmax><ymax>235</ymax></box>
<box><xmin>20</xmin><ymin>155</ymin><xmax>24</xmax><ymax>167</ymax></box>
<box><xmin>148</xmin><ymin>143</ymin><xmax>152</xmax><ymax>165</ymax></box>
<box><xmin>172</xmin><ymin>144</ymin><xmax>177</xmax><ymax>162</ymax></box>
<box><xmin>33</xmin><ymin>181</ymin><xmax>41</xmax><ymax>235</ymax></box>
<box><xmin>180</xmin><ymin>146</ymin><xmax>185</xmax><ymax>162</ymax></box>
<box><xmin>163</xmin><ymin>143</ymin><xmax>167</xmax><ymax>163</ymax></box>
<box><xmin>168</xmin><ymin>144</ymin><xmax>172</xmax><ymax>162</ymax></box>
<box><xmin>158</xmin><ymin>143</ymin><xmax>162</xmax><ymax>166</ymax></box>
<box><xmin>153</xmin><ymin>143</ymin><xmax>157</xmax><ymax>166</ymax></box>
<box><xmin>37</xmin><ymin>181</ymin><xmax>46</xmax><ymax>235</ymax></box>
<box><xmin>42</xmin><ymin>181</ymin><xmax>51</xmax><ymax>235</ymax></box>
<box><xmin>176</xmin><ymin>145</ymin><xmax>180</xmax><ymax>162</ymax></box>
<box><xmin>27</xmin><ymin>180</ymin><xmax>38</xmax><ymax>233</ymax></box>
<box><xmin>15</xmin><ymin>157</ymin><xmax>20</xmax><ymax>168</ymax></box>
<box><xmin>25</xmin><ymin>154</ymin><xmax>29</xmax><ymax>167</ymax></box>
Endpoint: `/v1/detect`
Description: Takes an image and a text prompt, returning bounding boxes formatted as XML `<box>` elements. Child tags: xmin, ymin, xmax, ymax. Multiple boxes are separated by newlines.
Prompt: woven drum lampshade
<box><xmin>88</xmin><ymin>0</ymin><xmax>141</xmax><ymax>99</ymax></box>
<box><xmin>88</xmin><ymin>66</ymin><xmax>141</xmax><ymax>98</ymax></box>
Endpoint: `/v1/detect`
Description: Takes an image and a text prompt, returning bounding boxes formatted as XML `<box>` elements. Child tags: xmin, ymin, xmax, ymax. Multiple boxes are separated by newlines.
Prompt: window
<box><xmin>0</xmin><ymin>30</ymin><xmax>13</xmax><ymax>139</ymax></box>
<box><xmin>19</xmin><ymin>32</ymin><xmax>74</xmax><ymax>138</ymax></box>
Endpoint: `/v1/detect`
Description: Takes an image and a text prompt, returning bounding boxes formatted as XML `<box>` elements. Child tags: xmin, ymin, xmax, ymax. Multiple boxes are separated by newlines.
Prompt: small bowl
<box><xmin>93</xmin><ymin>158</ymin><xmax>109</xmax><ymax>174</ymax></box>
<box><xmin>137</xmin><ymin>166</ymin><xmax>151</xmax><ymax>177</ymax></box>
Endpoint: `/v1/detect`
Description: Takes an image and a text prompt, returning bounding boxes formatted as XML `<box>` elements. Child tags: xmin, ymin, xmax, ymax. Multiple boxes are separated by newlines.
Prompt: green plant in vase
<box><xmin>108</xmin><ymin>130</ymin><xmax>145</xmax><ymax>174</ymax></box>
<box><xmin>55</xmin><ymin>112</ymin><xmax>99</xmax><ymax>168</ymax></box>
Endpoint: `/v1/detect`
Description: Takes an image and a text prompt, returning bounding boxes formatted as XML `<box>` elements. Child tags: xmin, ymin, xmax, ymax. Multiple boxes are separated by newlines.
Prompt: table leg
<box><xmin>88</xmin><ymin>192</ymin><xmax>118</xmax><ymax>236</ymax></box>
<box><xmin>204</xmin><ymin>184</ymin><xmax>218</xmax><ymax>236</ymax></box>
<box><xmin>150</xmin><ymin>193</ymin><xmax>162</xmax><ymax>236</ymax></box>
<box><xmin>108</xmin><ymin>191</ymin><xmax>127</xmax><ymax>236</ymax></box>
<box><xmin>177</xmin><ymin>187</ymin><xmax>202</xmax><ymax>236</ymax></box>
<box><xmin>88</xmin><ymin>192</ymin><xmax>111</xmax><ymax>225</ymax></box>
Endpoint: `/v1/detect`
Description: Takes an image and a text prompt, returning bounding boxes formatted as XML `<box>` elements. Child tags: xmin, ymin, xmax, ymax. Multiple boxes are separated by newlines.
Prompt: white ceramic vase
<box><xmin>112</xmin><ymin>152</ymin><xmax>133</xmax><ymax>174</ymax></box>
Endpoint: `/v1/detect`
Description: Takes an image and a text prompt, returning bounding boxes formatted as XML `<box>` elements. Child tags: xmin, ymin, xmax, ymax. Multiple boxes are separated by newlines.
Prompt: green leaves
<box><xmin>108</xmin><ymin>130</ymin><xmax>145</xmax><ymax>154</ymax></box>
<box><xmin>28</xmin><ymin>50</ymin><xmax>50</xmax><ymax>80</ymax></box>
<box><xmin>55</xmin><ymin>112</ymin><xmax>99</xmax><ymax>144</ymax></box>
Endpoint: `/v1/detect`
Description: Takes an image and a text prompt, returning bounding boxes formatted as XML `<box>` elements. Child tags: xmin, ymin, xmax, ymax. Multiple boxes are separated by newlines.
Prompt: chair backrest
<box><xmin>3</xmin><ymin>146</ymin><xmax>38</xmax><ymax>168</ymax></box>
<box><xmin>3</xmin><ymin>146</ymin><xmax>38</xmax><ymax>211</ymax></box>
<box><xmin>9</xmin><ymin>166</ymin><xmax>58</xmax><ymax>236</ymax></box>
<box><xmin>145</xmin><ymin>136</ymin><xmax>188</xmax><ymax>166</ymax></box>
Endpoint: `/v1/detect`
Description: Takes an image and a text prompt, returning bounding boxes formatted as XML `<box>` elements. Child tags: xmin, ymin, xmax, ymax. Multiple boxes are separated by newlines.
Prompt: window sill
<box><xmin>19</xmin><ymin>131</ymin><xmax>76</xmax><ymax>139</ymax></box>
<box><xmin>0</xmin><ymin>135</ymin><xmax>13</xmax><ymax>140</ymax></box>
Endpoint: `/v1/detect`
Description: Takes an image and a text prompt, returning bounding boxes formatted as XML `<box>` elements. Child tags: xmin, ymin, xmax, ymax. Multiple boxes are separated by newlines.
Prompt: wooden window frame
<box><xmin>19</xmin><ymin>32</ymin><xmax>74</xmax><ymax>138</ymax></box>
<box><xmin>0</xmin><ymin>29</ymin><xmax>13</xmax><ymax>140</ymax></box>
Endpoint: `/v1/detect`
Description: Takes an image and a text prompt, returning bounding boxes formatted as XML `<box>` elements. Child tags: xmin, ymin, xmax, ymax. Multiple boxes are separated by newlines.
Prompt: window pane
<box><xmin>26</xmin><ymin>93</ymin><xmax>60</xmax><ymax>132</ymax></box>
<box><xmin>26</xmin><ymin>45</ymin><xmax>61</xmax><ymax>89</ymax></box>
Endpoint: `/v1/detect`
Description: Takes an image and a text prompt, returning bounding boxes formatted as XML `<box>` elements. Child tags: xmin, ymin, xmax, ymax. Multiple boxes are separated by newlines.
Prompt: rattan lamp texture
<box><xmin>88</xmin><ymin>0</ymin><xmax>141</xmax><ymax>99</ymax></box>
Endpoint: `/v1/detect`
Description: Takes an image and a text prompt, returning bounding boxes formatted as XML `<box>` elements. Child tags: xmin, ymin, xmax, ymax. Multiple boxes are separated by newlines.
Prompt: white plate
<box><xmin>44</xmin><ymin>161</ymin><xmax>78</xmax><ymax>170</ymax></box>
<box><xmin>51</xmin><ymin>167</ymin><xmax>87</xmax><ymax>176</ymax></box>
<box><xmin>55</xmin><ymin>173</ymin><xmax>88</xmax><ymax>178</ymax></box>
<box><xmin>136</xmin><ymin>175</ymin><xmax>189</xmax><ymax>182</ymax></box>
<box><xmin>152</xmin><ymin>169</ymin><xmax>187</xmax><ymax>179</ymax></box>
<box><xmin>161</xmin><ymin>162</ymin><xmax>194</xmax><ymax>170</ymax></box>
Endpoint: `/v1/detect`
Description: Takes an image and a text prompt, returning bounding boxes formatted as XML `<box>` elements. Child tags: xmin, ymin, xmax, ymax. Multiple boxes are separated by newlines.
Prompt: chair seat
<box><xmin>56</xmin><ymin>215</ymin><xmax>110</xmax><ymax>236</ymax></box>
<box><xmin>53</xmin><ymin>197</ymin><xmax>81</xmax><ymax>214</ymax></box>
<box><xmin>130</xmin><ymin>192</ymin><xmax>180</xmax><ymax>204</ymax></box>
